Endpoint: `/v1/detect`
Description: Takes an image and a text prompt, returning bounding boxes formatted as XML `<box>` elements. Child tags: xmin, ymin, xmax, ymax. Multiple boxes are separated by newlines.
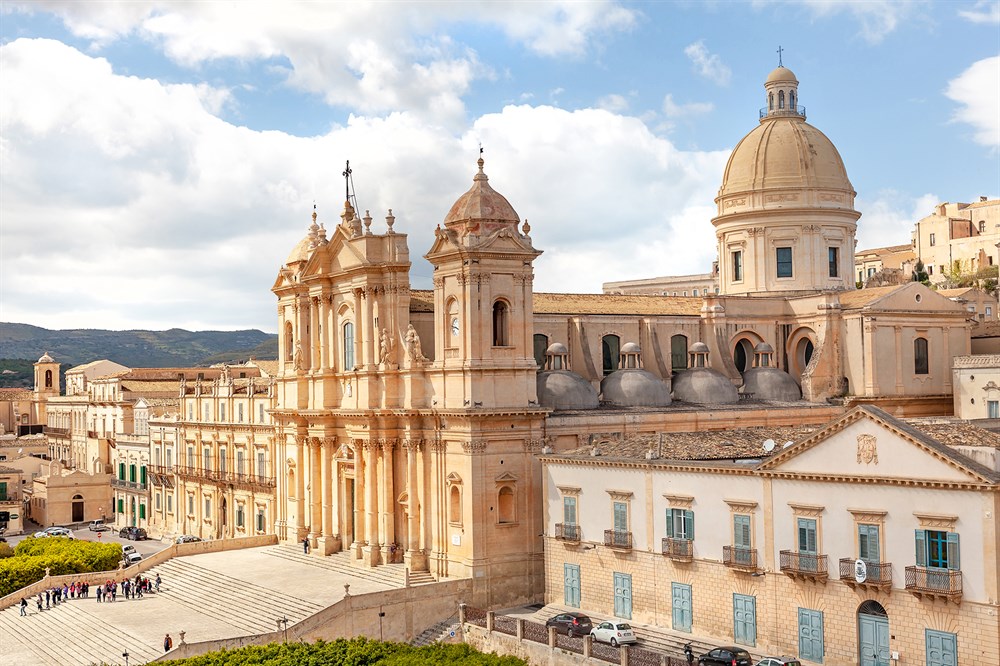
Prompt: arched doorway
<box><xmin>857</xmin><ymin>600</ymin><xmax>890</xmax><ymax>666</ymax></box>
<box><xmin>733</xmin><ymin>338</ymin><xmax>755</xmax><ymax>373</ymax></box>
<box><xmin>71</xmin><ymin>494</ymin><xmax>84</xmax><ymax>522</ymax></box>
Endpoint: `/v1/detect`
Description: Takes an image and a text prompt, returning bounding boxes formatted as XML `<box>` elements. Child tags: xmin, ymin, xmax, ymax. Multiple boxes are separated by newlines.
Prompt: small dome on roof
<box><xmin>547</xmin><ymin>342</ymin><xmax>568</xmax><ymax>355</ymax></box>
<box><xmin>754</xmin><ymin>342</ymin><xmax>774</xmax><ymax>353</ymax></box>
<box><xmin>620</xmin><ymin>342</ymin><xmax>641</xmax><ymax>354</ymax></box>
<box><xmin>672</xmin><ymin>367</ymin><xmax>739</xmax><ymax>404</ymax></box>
<box><xmin>37</xmin><ymin>352</ymin><xmax>55</xmax><ymax>363</ymax></box>
<box><xmin>766</xmin><ymin>66</ymin><xmax>797</xmax><ymax>84</ymax></box>
<box><xmin>537</xmin><ymin>370</ymin><xmax>599</xmax><ymax>411</ymax></box>
<box><xmin>443</xmin><ymin>158</ymin><xmax>520</xmax><ymax>231</ymax></box>
<box><xmin>601</xmin><ymin>369</ymin><xmax>671</xmax><ymax>408</ymax></box>
<box><xmin>690</xmin><ymin>342</ymin><xmax>710</xmax><ymax>353</ymax></box>
<box><xmin>742</xmin><ymin>367</ymin><xmax>802</xmax><ymax>402</ymax></box>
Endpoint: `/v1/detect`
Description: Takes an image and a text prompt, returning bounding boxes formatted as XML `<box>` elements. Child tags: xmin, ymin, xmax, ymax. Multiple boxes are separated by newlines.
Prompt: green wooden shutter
<box><xmin>915</xmin><ymin>530</ymin><xmax>927</xmax><ymax>566</ymax></box>
<box><xmin>563</xmin><ymin>497</ymin><xmax>577</xmax><ymax>525</ymax></box>
<box><xmin>140</xmin><ymin>467</ymin><xmax>147</xmax><ymax>485</ymax></box>
<box><xmin>613</xmin><ymin>501</ymin><xmax>628</xmax><ymax>532</ymax></box>
<box><xmin>117</xmin><ymin>498</ymin><xmax>123</xmax><ymax>513</ymax></box>
<box><xmin>139</xmin><ymin>504</ymin><xmax>146</xmax><ymax>519</ymax></box>
<box><xmin>734</xmin><ymin>515</ymin><xmax>751</xmax><ymax>548</ymax></box>
<box><xmin>118</xmin><ymin>463</ymin><xmax>125</xmax><ymax>479</ymax></box>
<box><xmin>665</xmin><ymin>509</ymin><xmax>674</xmax><ymax>538</ymax></box>
<box><xmin>946</xmin><ymin>532</ymin><xmax>960</xmax><ymax>570</ymax></box>
<box><xmin>684</xmin><ymin>510</ymin><xmax>694</xmax><ymax>541</ymax></box>
<box><xmin>798</xmin><ymin>518</ymin><xmax>817</xmax><ymax>553</ymax></box>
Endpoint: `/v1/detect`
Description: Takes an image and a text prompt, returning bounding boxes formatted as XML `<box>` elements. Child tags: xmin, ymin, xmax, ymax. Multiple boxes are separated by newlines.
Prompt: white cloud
<box><xmin>958</xmin><ymin>1</ymin><xmax>1000</xmax><ymax>24</ymax></box>
<box><xmin>5</xmin><ymin>1</ymin><xmax>638</xmax><ymax>125</ymax></box>
<box><xmin>597</xmin><ymin>94</ymin><xmax>629</xmax><ymax>113</ymax></box>
<box><xmin>945</xmin><ymin>56</ymin><xmax>1000</xmax><ymax>151</ymax></box>
<box><xmin>752</xmin><ymin>0</ymin><xmax>921</xmax><ymax>44</ymax></box>
<box><xmin>0</xmin><ymin>38</ymin><xmax>727</xmax><ymax>330</ymax></box>
<box><xmin>855</xmin><ymin>190</ymin><xmax>938</xmax><ymax>252</ymax></box>
<box><xmin>684</xmin><ymin>41</ymin><xmax>731</xmax><ymax>86</ymax></box>
<box><xmin>663</xmin><ymin>94</ymin><xmax>714</xmax><ymax>118</ymax></box>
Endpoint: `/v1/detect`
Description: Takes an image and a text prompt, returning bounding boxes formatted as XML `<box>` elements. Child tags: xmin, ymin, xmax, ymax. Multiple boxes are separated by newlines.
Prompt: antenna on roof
<box><xmin>342</xmin><ymin>160</ymin><xmax>361</xmax><ymax>212</ymax></box>
<box><xmin>762</xmin><ymin>438</ymin><xmax>776</xmax><ymax>453</ymax></box>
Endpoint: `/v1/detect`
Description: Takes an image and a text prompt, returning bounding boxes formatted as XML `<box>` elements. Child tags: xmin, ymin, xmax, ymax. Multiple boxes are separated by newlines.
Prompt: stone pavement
<box><xmin>0</xmin><ymin>545</ymin><xmax>406</xmax><ymax>666</ymax></box>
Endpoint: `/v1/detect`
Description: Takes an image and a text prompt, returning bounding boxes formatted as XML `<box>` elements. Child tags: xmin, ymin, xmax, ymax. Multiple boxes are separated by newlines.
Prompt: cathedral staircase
<box><xmin>410</xmin><ymin>617</ymin><xmax>462</xmax><ymax>646</ymax></box>
<box><xmin>264</xmin><ymin>544</ymin><xmax>437</xmax><ymax>587</ymax></box>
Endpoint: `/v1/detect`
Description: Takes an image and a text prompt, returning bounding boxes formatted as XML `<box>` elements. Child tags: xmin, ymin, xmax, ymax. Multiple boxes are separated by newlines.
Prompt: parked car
<box><xmin>591</xmin><ymin>620</ymin><xmax>638</xmax><ymax>647</ymax></box>
<box><xmin>544</xmin><ymin>612</ymin><xmax>593</xmax><ymax>638</ymax></box>
<box><xmin>44</xmin><ymin>526</ymin><xmax>73</xmax><ymax>536</ymax></box>
<box><xmin>119</xmin><ymin>526</ymin><xmax>148</xmax><ymax>540</ymax></box>
<box><xmin>699</xmin><ymin>647</ymin><xmax>753</xmax><ymax>666</ymax></box>
<box><xmin>122</xmin><ymin>544</ymin><xmax>136</xmax><ymax>555</ymax></box>
<box><xmin>175</xmin><ymin>534</ymin><xmax>202</xmax><ymax>544</ymax></box>
<box><xmin>88</xmin><ymin>520</ymin><xmax>111</xmax><ymax>532</ymax></box>
<box><xmin>757</xmin><ymin>658</ymin><xmax>801</xmax><ymax>666</ymax></box>
<box><xmin>123</xmin><ymin>551</ymin><xmax>142</xmax><ymax>565</ymax></box>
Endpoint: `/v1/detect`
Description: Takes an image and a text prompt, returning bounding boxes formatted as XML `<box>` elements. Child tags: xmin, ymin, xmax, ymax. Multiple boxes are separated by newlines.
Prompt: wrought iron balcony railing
<box><xmin>662</xmin><ymin>537</ymin><xmax>693</xmax><ymax>561</ymax></box>
<box><xmin>839</xmin><ymin>558</ymin><xmax>892</xmax><ymax>590</ymax></box>
<box><xmin>780</xmin><ymin>550</ymin><xmax>829</xmax><ymax>581</ymax></box>
<box><xmin>723</xmin><ymin>545</ymin><xmax>758</xmax><ymax>571</ymax></box>
<box><xmin>554</xmin><ymin>523</ymin><xmax>581</xmax><ymax>543</ymax></box>
<box><xmin>905</xmin><ymin>566</ymin><xmax>962</xmax><ymax>602</ymax></box>
<box><xmin>110</xmin><ymin>478</ymin><xmax>147</xmax><ymax>492</ymax></box>
<box><xmin>604</xmin><ymin>529</ymin><xmax>632</xmax><ymax>550</ymax></box>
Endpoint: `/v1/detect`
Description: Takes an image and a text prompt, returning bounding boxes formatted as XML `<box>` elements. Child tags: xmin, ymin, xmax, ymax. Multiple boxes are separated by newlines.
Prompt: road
<box><xmin>2</xmin><ymin>521</ymin><xmax>171</xmax><ymax>560</ymax></box>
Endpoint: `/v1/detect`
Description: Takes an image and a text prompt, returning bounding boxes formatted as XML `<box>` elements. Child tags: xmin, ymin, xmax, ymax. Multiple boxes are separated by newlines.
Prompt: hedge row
<box><xmin>0</xmin><ymin>537</ymin><xmax>122</xmax><ymax>597</ymax></box>
<box><xmin>156</xmin><ymin>638</ymin><xmax>528</xmax><ymax>666</ymax></box>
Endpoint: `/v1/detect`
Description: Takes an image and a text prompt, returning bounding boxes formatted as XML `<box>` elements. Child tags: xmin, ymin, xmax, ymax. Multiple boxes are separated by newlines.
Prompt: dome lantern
<box><xmin>761</xmin><ymin>66</ymin><xmax>803</xmax><ymax>121</ymax></box>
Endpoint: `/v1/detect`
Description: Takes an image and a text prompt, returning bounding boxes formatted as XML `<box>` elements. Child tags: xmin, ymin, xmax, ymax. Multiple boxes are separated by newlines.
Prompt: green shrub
<box><xmin>157</xmin><ymin>637</ymin><xmax>528</xmax><ymax>665</ymax></box>
<box><xmin>0</xmin><ymin>537</ymin><xmax>122</xmax><ymax>596</ymax></box>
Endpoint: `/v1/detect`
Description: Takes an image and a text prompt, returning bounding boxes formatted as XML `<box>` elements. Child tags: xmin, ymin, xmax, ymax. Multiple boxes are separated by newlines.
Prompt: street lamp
<box><xmin>276</xmin><ymin>616</ymin><xmax>289</xmax><ymax>643</ymax></box>
<box><xmin>378</xmin><ymin>607</ymin><xmax>386</xmax><ymax>642</ymax></box>
<box><xmin>122</xmin><ymin>650</ymin><xmax>130</xmax><ymax>666</ymax></box>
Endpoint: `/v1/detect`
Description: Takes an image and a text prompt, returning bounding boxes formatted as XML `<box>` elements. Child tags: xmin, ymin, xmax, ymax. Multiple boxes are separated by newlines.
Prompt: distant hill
<box><xmin>0</xmin><ymin>323</ymin><xmax>278</xmax><ymax>386</ymax></box>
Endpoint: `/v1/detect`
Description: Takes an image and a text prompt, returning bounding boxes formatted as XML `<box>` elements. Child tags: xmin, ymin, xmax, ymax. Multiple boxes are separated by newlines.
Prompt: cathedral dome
<box><xmin>600</xmin><ymin>369</ymin><xmax>672</xmax><ymax>408</ymax></box>
<box><xmin>443</xmin><ymin>158</ymin><xmax>520</xmax><ymax>231</ymax></box>
<box><xmin>537</xmin><ymin>370</ymin><xmax>599</xmax><ymax>411</ymax></box>
<box><xmin>285</xmin><ymin>236</ymin><xmax>313</xmax><ymax>265</ymax></box>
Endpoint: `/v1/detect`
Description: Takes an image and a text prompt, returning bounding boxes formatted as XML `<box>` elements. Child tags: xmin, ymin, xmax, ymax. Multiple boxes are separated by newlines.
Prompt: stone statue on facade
<box><xmin>379</xmin><ymin>328</ymin><xmax>395</xmax><ymax>366</ymax></box>
<box><xmin>404</xmin><ymin>324</ymin><xmax>428</xmax><ymax>365</ymax></box>
<box><xmin>293</xmin><ymin>342</ymin><xmax>303</xmax><ymax>371</ymax></box>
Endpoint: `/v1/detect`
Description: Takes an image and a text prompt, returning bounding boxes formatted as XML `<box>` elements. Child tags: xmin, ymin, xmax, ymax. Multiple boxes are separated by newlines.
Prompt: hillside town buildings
<box><xmin>8</xmin><ymin>63</ymin><xmax>998</xmax><ymax>666</ymax></box>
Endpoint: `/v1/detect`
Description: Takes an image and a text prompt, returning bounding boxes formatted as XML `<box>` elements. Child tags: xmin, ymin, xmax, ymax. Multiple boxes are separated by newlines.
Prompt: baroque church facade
<box><xmin>265</xmin><ymin>64</ymin><xmax>973</xmax><ymax>610</ymax></box>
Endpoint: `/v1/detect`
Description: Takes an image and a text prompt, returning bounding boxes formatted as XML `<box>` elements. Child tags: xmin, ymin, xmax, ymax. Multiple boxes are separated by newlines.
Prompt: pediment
<box><xmin>471</xmin><ymin>227</ymin><xmax>538</xmax><ymax>255</ymax></box>
<box><xmin>301</xmin><ymin>227</ymin><xmax>369</xmax><ymax>277</ymax></box>
<box><xmin>495</xmin><ymin>472</ymin><xmax>519</xmax><ymax>483</ymax></box>
<box><xmin>759</xmin><ymin>407</ymin><xmax>994</xmax><ymax>485</ymax></box>
<box><xmin>865</xmin><ymin>283</ymin><xmax>964</xmax><ymax>313</ymax></box>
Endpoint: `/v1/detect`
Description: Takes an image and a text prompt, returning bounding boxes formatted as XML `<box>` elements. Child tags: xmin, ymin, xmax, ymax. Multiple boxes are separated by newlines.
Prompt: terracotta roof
<box><xmin>561</xmin><ymin>425</ymin><xmax>819</xmax><ymax>462</ymax></box>
<box><xmin>855</xmin><ymin>244</ymin><xmax>914</xmax><ymax>256</ymax></box>
<box><xmin>936</xmin><ymin>288</ymin><xmax>977</xmax><ymax>297</ymax></box>
<box><xmin>250</xmin><ymin>360</ymin><xmax>280</xmax><ymax>376</ymax></box>
<box><xmin>66</xmin><ymin>360</ymin><xmax>120</xmax><ymax>373</ymax></box>
<box><xmin>120</xmin><ymin>380</ymin><xmax>183</xmax><ymax>395</ymax></box>
<box><xmin>0</xmin><ymin>388</ymin><xmax>32</xmax><ymax>401</ymax></box>
<box><xmin>0</xmin><ymin>466</ymin><xmax>20</xmax><ymax>474</ymax></box>
<box><xmin>99</xmin><ymin>368</ymin><xmax>220</xmax><ymax>380</ymax></box>
<box><xmin>904</xmin><ymin>419</ymin><xmax>1000</xmax><ymax>449</ymax></box>
<box><xmin>836</xmin><ymin>285</ymin><xmax>904</xmax><ymax>309</ymax></box>
<box><xmin>972</xmin><ymin>321</ymin><xmax>1000</xmax><ymax>338</ymax></box>
<box><xmin>409</xmin><ymin>290</ymin><xmax>704</xmax><ymax>316</ymax></box>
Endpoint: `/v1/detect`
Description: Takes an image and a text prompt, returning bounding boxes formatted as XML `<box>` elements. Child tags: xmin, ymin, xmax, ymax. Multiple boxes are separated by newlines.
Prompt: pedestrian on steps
<box><xmin>164</xmin><ymin>633</ymin><xmax>173</xmax><ymax>652</ymax></box>
<box><xmin>20</xmin><ymin>598</ymin><xmax>27</xmax><ymax>616</ymax></box>
<box><xmin>302</xmin><ymin>536</ymin><xmax>310</xmax><ymax>554</ymax></box>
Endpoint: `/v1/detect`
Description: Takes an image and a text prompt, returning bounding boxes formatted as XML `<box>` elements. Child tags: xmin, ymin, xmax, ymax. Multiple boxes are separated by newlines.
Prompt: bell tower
<box><xmin>425</xmin><ymin>156</ymin><xmax>542</xmax><ymax>410</ymax></box>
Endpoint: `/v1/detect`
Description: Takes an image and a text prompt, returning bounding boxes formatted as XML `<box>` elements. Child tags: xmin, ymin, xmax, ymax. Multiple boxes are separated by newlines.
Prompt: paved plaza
<box><xmin>0</xmin><ymin>545</ymin><xmax>410</xmax><ymax>666</ymax></box>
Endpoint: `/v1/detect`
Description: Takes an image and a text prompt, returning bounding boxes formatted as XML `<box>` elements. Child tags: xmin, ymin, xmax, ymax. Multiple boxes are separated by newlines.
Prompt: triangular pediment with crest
<box><xmin>758</xmin><ymin>406</ymin><xmax>996</xmax><ymax>486</ymax></box>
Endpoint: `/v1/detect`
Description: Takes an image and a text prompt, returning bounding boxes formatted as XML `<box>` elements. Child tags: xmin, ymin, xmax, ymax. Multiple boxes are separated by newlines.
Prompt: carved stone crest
<box><xmin>856</xmin><ymin>433</ymin><xmax>878</xmax><ymax>465</ymax></box>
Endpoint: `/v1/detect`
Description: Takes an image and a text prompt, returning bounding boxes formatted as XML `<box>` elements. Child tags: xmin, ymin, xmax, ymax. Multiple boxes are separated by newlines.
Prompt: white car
<box><xmin>591</xmin><ymin>621</ymin><xmax>638</xmax><ymax>647</ymax></box>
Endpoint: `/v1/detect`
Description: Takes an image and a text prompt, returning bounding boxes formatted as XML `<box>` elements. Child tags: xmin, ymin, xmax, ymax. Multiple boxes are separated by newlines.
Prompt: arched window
<box><xmin>284</xmin><ymin>321</ymin><xmax>293</xmax><ymax>361</ymax></box>
<box><xmin>778</xmin><ymin>90</ymin><xmax>785</xmax><ymax>109</ymax></box>
<box><xmin>493</xmin><ymin>300</ymin><xmax>510</xmax><ymax>346</ymax></box>
<box><xmin>769</xmin><ymin>92</ymin><xmax>774</xmax><ymax>110</ymax></box>
<box><xmin>498</xmin><ymin>486</ymin><xmax>515</xmax><ymax>524</ymax></box>
<box><xmin>914</xmin><ymin>338</ymin><xmax>929</xmax><ymax>375</ymax></box>
<box><xmin>533</xmin><ymin>334</ymin><xmax>549</xmax><ymax>370</ymax></box>
<box><xmin>342</xmin><ymin>322</ymin><xmax>355</xmax><ymax>370</ymax></box>
<box><xmin>734</xmin><ymin>338</ymin><xmax>755</xmax><ymax>373</ymax></box>
<box><xmin>44</xmin><ymin>369</ymin><xmax>53</xmax><ymax>388</ymax></box>
<box><xmin>449</xmin><ymin>485</ymin><xmax>462</xmax><ymax>525</ymax></box>
<box><xmin>789</xmin><ymin>90</ymin><xmax>796</xmax><ymax>110</ymax></box>
<box><xmin>447</xmin><ymin>299</ymin><xmax>460</xmax><ymax>346</ymax></box>
<box><xmin>602</xmin><ymin>335</ymin><xmax>620</xmax><ymax>376</ymax></box>
<box><xmin>670</xmin><ymin>335</ymin><xmax>688</xmax><ymax>374</ymax></box>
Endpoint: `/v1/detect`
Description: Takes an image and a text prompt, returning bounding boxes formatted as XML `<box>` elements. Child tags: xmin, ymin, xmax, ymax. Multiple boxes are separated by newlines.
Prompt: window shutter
<box><xmin>914</xmin><ymin>530</ymin><xmax>926</xmax><ymax>567</ymax></box>
<box><xmin>685</xmin><ymin>510</ymin><xmax>695</xmax><ymax>541</ymax></box>
<box><xmin>665</xmin><ymin>509</ymin><xmax>674</xmax><ymax>538</ymax></box>
<box><xmin>946</xmin><ymin>532</ymin><xmax>960</xmax><ymax>570</ymax></box>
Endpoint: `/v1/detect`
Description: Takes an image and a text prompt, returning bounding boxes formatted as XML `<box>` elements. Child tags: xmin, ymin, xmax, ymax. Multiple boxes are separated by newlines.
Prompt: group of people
<box><xmin>19</xmin><ymin>573</ymin><xmax>161</xmax><ymax>616</ymax></box>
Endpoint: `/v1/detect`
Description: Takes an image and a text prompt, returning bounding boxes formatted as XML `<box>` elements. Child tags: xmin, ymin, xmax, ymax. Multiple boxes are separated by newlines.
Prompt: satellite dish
<box><xmin>762</xmin><ymin>439</ymin><xmax>776</xmax><ymax>453</ymax></box>
<box><xmin>782</xmin><ymin>441</ymin><xmax>794</xmax><ymax>449</ymax></box>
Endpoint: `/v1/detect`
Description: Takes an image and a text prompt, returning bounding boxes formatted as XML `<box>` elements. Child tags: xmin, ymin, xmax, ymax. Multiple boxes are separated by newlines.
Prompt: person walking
<box><xmin>155</xmin><ymin>573</ymin><xmax>161</xmax><ymax>592</ymax></box>
<box><xmin>19</xmin><ymin>598</ymin><xmax>27</xmax><ymax>616</ymax></box>
<box><xmin>45</xmin><ymin>590</ymin><xmax>50</xmax><ymax>608</ymax></box>
<box><xmin>36</xmin><ymin>594</ymin><xmax>42</xmax><ymax>613</ymax></box>
<box><xmin>163</xmin><ymin>633</ymin><xmax>173</xmax><ymax>652</ymax></box>
<box><xmin>302</xmin><ymin>536</ymin><xmax>310</xmax><ymax>554</ymax></box>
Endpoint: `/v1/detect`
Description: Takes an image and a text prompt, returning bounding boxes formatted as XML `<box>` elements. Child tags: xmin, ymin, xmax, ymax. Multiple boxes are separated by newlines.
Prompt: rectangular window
<box><xmin>733</xmin><ymin>593</ymin><xmax>756</xmax><ymax>647</ymax></box>
<box><xmin>219</xmin><ymin>448</ymin><xmax>227</xmax><ymax>475</ymax></box>
<box><xmin>238</xmin><ymin>403</ymin><xmax>244</xmax><ymax>423</ymax></box>
<box><xmin>203</xmin><ymin>447</ymin><xmax>212</xmax><ymax>472</ymax></box>
<box><xmin>167</xmin><ymin>494</ymin><xmax>173</xmax><ymax>514</ymax></box>
<box><xmin>187</xmin><ymin>495</ymin><xmax>194</xmax><ymax>515</ymax></box>
<box><xmin>828</xmin><ymin>247</ymin><xmax>839</xmax><ymax>278</ymax></box>
<box><xmin>129</xmin><ymin>464</ymin><xmax>136</xmax><ymax>483</ymax></box>
<box><xmin>916</xmin><ymin>529</ymin><xmax>960</xmax><ymax>570</ymax></box>
<box><xmin>798</xmin><ymin>518</ymin><xmax>818</xmax><ymax>554</ymax></box>
<box><xmin>989</xmin><ymin>400</ymin><xmax>999</xmax><ymax>419</ymax></box>
<box><xmin>563</xmin><ymin>497</ymin><xmax>577</xmax><ymax>525</ymax></box>
<box><xmin>258</xmin><ymin>404</ymin><xmax>265</xmax><ymax>423</ymax></box>
<box><xmin>858</xmin><ymin>524</ymin><xmax>880</xmax><ymax>563</ymax></box>
<box><xmin>204</xmin><ymin>497</ymin><xmax>211</xmax><ymax>515</ymax></box>
<box><xmin>155</xmin><ymin>493</ymin><xmax>161</xmax><ymax>510</ymax></box>
<box><xmin>925</xmin><ymin>629</ymin><xmax>957</xmax><ymax>666</ymax></box>
<box><xmin>237</xmin><ymin>450</ymin><xmax>246</xmax><ymax>476</ymax></box>
<box><xmin>257</xmin><ymin>451</ymin><xmax>266</xmax><ymax>480</ymax></box>
<box><xmin>732</xmin><ymin>250</ymin><xmax>743</xmax><ymax>282</ymax></box>
<box><xmin>117</xmin><ymin>498</ymin><xmax>124</xmax><ymax>514</ymax></box>
<box><xmin>236</xmin><ymin>504</ymin><xmax>245</xmax><ymax>528</ymax></box>
<box><xmin>613</xmin><ymin>501</ymin><xmax>628</xmax><ymax>532</ymax></box>
<box><xmin>256</xmin><ymin>508</ymin><xmax>266</xmax><ymax>532</ymax></box>
<box><xmin>929</xmin><ymin>233</ymin><xmax>936</xmax><ymax>246</ymax></box>
<box><xmin>776</xmin><ymin>247</ymin><xmax>793</xmax><ymax>278</ymax></box>
<box><xmin>928</xmin><ymin>264</ymin><xmax>934</xmax><ymax>275</ymax></box>
<box><xmin>139</xmin><ymin>503</ymin><xmax>146</xmax><ymax>519</ymax></box>
<box><xmin>203</xmin><ymin>404</ymin><xmax>209</xmax><ymax>421</ymax></box>
<box><xmin>867</xmin><ymin>267</ymin><xmax>876</xmax><ymax>277</ymax></box>
<box><xmin>140</xmin><ymin>466</ymin><xmax>147</xmax><ymax>486</ymax></box>
<box><xmin>187</xmin><ymin>403</ymin><xmax>193</xmax><ymax>420</ymax></box>
<box><xmin>671</xmin><ymin>582</ymin><xmax>692</xmax><ymax>632</ymax></box>
<box><xmin>219</xmin><ymin>403</ymin><xmax>226</xmax><ymax>421</ymax></box>
<box><xmin>186</xmin><ymin>445</ymin><xmax>194</xmax><ymax>466</ymax></box>
<box><xmin>798</xmin><ymin>608</ymin><xmax>825</xmax><ymax>663</ymax></box>
<box><xmin>118</xmin><ymin>462</ymin><xmax>126</xmax><ymax>480</ymax></box>
<box><xmin>987</xmin><ymin>306</ymin><xmax>994</xmax><ymax>317</ymax></box>
<box><xmin>564</xmin><ymin>563</ymin><xmax>581</xmax><ymax>607</ymax></box>
<box><xmin>666</xmin><ymin>508</ymin><xmax>694</xmax><ymax>540</ymax></box>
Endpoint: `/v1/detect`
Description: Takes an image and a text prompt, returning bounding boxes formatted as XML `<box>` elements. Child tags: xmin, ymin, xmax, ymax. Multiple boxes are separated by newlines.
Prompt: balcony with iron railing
<box><xmin>780</xmin><ymin>550</ymin><xmax>829</xmax><ymax>581</ymax></box>
<box><xmin>173</xmin><ymin>465</ymin><xmax>275</xmax><ymax>490</ymax></box>
<box><xmin>604</xmin><ymin>529</ymin><xmax>632</xmax><ymax>551</ymax></box>
<box><xmin>839</xmin><ymin>558</ymin><xmax>893</xmax><ymax>591</ymax></box>
<box><xmin>759</xmin><ymin>105</ymin><xmax>806</xmax><ymax>120</ymax></box>
<box><xmin>723</xmin><ymin>545</ymin><xmax>758</xmax><ymax>572</ymax></box>
<box><xmin>905</xmin><ymin>566</ymin><xmax>962</xmax><ymax>602</ymax></box>
<box><xmin>554</xmin><ymin>523</ymin><xmax>581</xmax><ymax>543</ymax></box>
<box><xmin>110</xmin><ymin>478</ymin><xmax>147</xmax><ymax>492</ymax></box>
<box><xmin>662</xmin><ymin>537</ymin><xmax>693</xmax><ymax>562</ymax></box>
<box><xmin>43</xmin><ymin>426</ymin><xmax>70</xmax><ymax>437</ymax></box>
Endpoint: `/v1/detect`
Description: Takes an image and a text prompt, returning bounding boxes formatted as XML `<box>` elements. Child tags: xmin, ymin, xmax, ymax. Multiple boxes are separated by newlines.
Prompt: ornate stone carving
<box><xmin>377</xmin><ymin>437</ymin><xmax>398</xmax><ymax>451</ymax></box>
<box><xmin>432</xmin><ymin>276</ymin><xmax>445</xmax><ymax>288</ymax></box>
<box><xmin>803</xmin><ymin>224</ymin><xmax>821</xmax><ymax>232</ymax></box>
<box><xmin>724</xmin><ymin>197</ymin><xmax>747</xmax><ymax>208</ymax></box>
<box><xmin>461</xmin><ymin>439</ymin><xmax>488</xmax><ymax>453</ymax></box>
<box><xmin>746</xmin><ymin>227</ymin><xmax>765</xmax><ymax>237</ymax></box>
<box><xmin>819</xmin><ymin>193</ymin><xmax>842</xmax><ymax>202</ymax></box>
<box><xmin>606</xmin><ymin>490</ymin><xmax>634</xmax><ymax>501</ymax></box>
<box><xmin>856</xmin><ymin>433</ymin><xmax>879</xmax><ymax>465</ymax></box>
<box><xmin>401</xmin><ymin>438</ymin><xmax>425</xmax><ymax>451</ymax></box>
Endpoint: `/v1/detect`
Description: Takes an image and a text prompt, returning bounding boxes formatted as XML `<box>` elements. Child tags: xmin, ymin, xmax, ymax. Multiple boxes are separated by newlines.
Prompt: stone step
<box><xmin>264</xmin><ymin>545</ymin><xmax>410</xmax><ymax>588</ymax></box>
<box><xmin>0</xmin><ymin>605</ymin><xmax>76</xmax><ymax>666</ymax></box>
<box><xmin>411</xmin><ymin>618</ymin><xmax>461</xmax><ymax>646</ymax></box>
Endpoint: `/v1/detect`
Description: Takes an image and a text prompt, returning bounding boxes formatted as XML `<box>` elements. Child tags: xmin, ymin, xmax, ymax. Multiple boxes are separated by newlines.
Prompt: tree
<box><xmin>911</xmin><ymin>260</ymin><xmax>930</xmax><ymax>286</ymax></box>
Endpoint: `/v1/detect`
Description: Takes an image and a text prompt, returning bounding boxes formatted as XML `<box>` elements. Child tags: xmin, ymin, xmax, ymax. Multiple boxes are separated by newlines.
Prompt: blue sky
<box><xmin>1</xmin><ymin>1</ymin><xmax>998</xmax><ymax>332</ymax></box>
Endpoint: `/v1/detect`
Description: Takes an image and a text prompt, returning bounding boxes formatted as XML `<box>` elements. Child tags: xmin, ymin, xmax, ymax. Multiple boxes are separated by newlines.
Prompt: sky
<box><xmin>1</xmin><ymin>1</ymin><xmax>998</xmax><ymax>334</ymax></box>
